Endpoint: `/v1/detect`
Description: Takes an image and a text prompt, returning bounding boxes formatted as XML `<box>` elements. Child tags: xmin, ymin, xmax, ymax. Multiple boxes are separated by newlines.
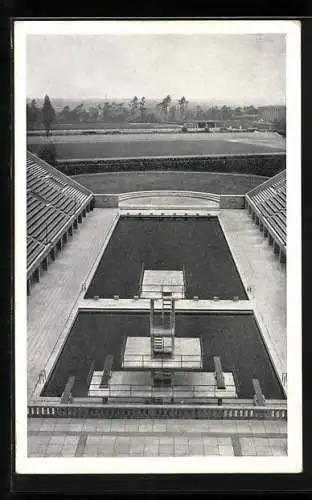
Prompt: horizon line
<box><xmin>26</xmin><ymin>96</ymin><xmax>286</xmax><ymax>105</ymax></box>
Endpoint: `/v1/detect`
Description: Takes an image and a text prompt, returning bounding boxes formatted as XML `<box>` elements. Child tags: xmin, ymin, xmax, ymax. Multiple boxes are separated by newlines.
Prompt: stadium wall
<box><xmin>56</xmin><ymin>153</ymin><xmax>286</xmax><ymax>177</ymax></box>
<box><xmin>219</xmin><ymin>195</ymin><xmax>245</xmax><ymax>209</ymax></box>
<box><xmin>94</xmin><ymin>194</ymin><xmax>119</xmax><ymax>208</ymax></box>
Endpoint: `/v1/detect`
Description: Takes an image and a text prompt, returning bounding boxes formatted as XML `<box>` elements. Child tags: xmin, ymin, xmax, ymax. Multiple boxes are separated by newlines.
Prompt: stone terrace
<box><xmin>28</xmin><ymin>417</ymin><xmax>287</xmax><ymax>457</ymax></box>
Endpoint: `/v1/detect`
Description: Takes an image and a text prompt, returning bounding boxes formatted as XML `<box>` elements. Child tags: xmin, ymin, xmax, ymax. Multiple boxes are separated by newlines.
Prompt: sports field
<box><xmin>27</xmin><ymin>131</ymin><xmax>285</xmax><ymax>160</ymax></box>
<box><xmin>43</xmin><ymin>311</ymin><xmax>285</xmax><ymax>400</ymax></box>
<box><xmin>73</xmin><ymin>171</ymin><xmax>267</xmax><ymax>195</ymax></box>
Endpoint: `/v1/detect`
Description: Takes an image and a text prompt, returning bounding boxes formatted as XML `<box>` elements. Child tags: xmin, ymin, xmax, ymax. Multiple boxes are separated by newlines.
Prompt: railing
<box><xmin>27</xmin><ymin>403</ymin><xmax>287</xmax><ymax>420</ymax></box>
<box><xmin>88</xmin><ymin>383</ymin><xmax>235</xmax><ymax>399</ymax></box>
<box><xmin>142</xmin><ymin>284</ymin><xmax>185</xmax><ymax>294</ymax></box>
<box><xmin>138</xmin><ymin>262</ymin><xmax>145</xmax><ymax>296</ymax></box>
<box><xmin>122</xmin><ymin>354</ymin><xmax>201</xmax><ymax>368</ymax></box>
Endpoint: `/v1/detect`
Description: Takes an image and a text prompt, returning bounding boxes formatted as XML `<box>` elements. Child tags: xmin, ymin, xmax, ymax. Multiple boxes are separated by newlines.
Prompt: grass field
<box><xmin>72</xmin><ymin>170</ymin><xmax>267</xmax><ymax>195</ymax></box>
<box><xmin>27</xmin><ymin>131</ymin><xmax>285</xmax><ymax>160</ymax></box>
<box><xmin>32</xmin><ymin>121</ymin><xmax>181</xmax><ymax>131</ymax></box>
<box><xmin>43</xmin><ymin>311</ymin><xmax>284</xmax><ymax>400</ymax></box>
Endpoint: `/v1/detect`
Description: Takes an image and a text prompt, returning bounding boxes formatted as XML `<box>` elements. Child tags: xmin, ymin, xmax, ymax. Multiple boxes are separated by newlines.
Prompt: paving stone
<box><xmin>87</xmin><ymin>435</ymin><xmax>102</xmax><ymax>444</ymax></box>
<box><xmin>174</xmin><ymin>446</ymin><xmax>190</xmax><ymax>457</ymax></box>
<box><xmin>114</xmin><ymin>437</ymin><xmax>130</xmax><ymax>454</ymax></box>
<box><xmin>144</xmin><ymin>447</ymin><xmax>160</xmax><ymax>456</ymax></box>
<box><xmin>110</xmin><ymin>420</ymin><xmax>126</xmax><ymax>431</ymax></box>
<box><xmin>203</xmin><ymin>445</ymin><xmax>220</xmax><ymax>456</ymax></box>
<box><xmin>188</xmin><ymin>439</ymin><xmax>204</xmax><ymax>455</ymax></box>
<box><xmin>158</xmin><ymin>445</ymin><xmax>174</xmax><ymax>456</ymax></box>
<box><xmin>217</xmin><ymin>437</ymin><xmax>232</xmax><ymax>446</ymax></box>
<box><xmin>49</xmin><ymin>435</ymin><xmax>66</xmax><ymax>445</ymax></box>
<box><xmin>63</xmin><ymin>436</ymin><xmax>80</xmax><ymax>445</ymax></box>
<box><xmin>138</xmin><ymin>420</ymin><xmax>153</xmax><ymax>432</ymax></box>
<box><xmin>128</xmin><ymin>448</ymin><xmax>144</xmax><ymax>456</ymax></box>
<box><xmin>47</xmin><ymin>444</ymin><xmax>63</xmax><ymax>453</ymax></box>
<box><xmin>60</xmin><ymin>449</ymin><xmax>76</xmax><ymax>457</ymax></box>
<box><xmin>255</xmin><ymin>447</ymin><xmax>273</xmax><ymax>456</ymax></box>
<box><xmin>218</xmin><ymin>445</ymin><xmax>235</xmax><ymax>456</ymax></box>
<box><xmin>83</xmin><ymin>446</ymin><xmax>99</xmax><ymax>457</ymax></box>
<box><xmin>124</xmin><ymin>420</ymin><xmax>140</xmax><ymax>431</ymax></box>
<box><xmin>152</xmin><ymin>422</ymin><xmax>167</xmax><ymax>432</ymax></box>
<box><xmin>94</xmin><ymin>421</ymin><xmax>111</xmax><ymax>432</ymax></box>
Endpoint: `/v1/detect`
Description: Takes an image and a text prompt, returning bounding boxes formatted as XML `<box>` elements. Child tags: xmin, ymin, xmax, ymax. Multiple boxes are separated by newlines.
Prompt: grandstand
<box><xmin>245</xmin><ymin>169</ymin><xmax>286</xmax><ymax>263</ymax></box>
<box><xmin>27</xmin><ymin>152</ymin><xmax>94</xmax><ymax>295</ymax></box>
<box><xmin>26</xmin><ymin>151</ymin><xmax>287</xmax><ymax>460</ymax></box>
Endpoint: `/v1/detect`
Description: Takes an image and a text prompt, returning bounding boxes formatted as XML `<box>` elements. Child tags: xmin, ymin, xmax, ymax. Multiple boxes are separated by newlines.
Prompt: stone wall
<box><xmin>55</xmin><ymin>153</ymin><xmax>286</xmax><ymax>178</ymax></box>
<box><xmin>219</xmin><ymin>195</ymin><xmax>245</xmax><ymax>209</ymax></box>
<box><xmin>94</xmin><ymin>194</ymin><xmax>119</xmax><ymax>208</ymax></box>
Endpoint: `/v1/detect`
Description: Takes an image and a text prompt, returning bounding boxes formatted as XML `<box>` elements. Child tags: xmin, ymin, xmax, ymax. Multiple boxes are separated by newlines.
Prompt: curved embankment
<box><xmin>94</xmin><ymin>190</ymin><xmax>245</xmax><ymax>209</ymax></box>
<box><xmin>71</xmin><ymin>170</ymin><xmax>268</xmax><ymax>197</ymax></box>
<box><xmin>118</xmin><ymin>190</ymin><xmax>220</xmax><ymax>209</ymax></box>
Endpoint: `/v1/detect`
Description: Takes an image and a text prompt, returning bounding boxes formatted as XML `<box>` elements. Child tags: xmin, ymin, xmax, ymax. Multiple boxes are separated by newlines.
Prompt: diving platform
<box><xmin>88</xmin><ymin>370</ymin><xmax>237</xmax><ymax>400</ymax></box>
<box><xmin>122</xmin><ymin>337</ymin><xmax>202</xmax><ymax>369</ymax></box>
<box><xmin>141</xmin><ymin>270</ymin><xmax>185</xmax><ymax>299</ymax></box>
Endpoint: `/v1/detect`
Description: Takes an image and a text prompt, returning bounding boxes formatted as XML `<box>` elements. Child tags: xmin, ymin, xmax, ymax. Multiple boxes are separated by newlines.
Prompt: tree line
<box><xmin>27</xmin><ymin>94</ymin><xmax>285</xmax><ymax>135</ymax></box>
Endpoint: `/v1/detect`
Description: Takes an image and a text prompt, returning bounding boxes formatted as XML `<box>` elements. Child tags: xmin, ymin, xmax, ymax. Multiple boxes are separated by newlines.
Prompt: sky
<box><xmin>26</xmin><ymin>34</ymin><xmax>286</xmax><ymax>106</ymax></box>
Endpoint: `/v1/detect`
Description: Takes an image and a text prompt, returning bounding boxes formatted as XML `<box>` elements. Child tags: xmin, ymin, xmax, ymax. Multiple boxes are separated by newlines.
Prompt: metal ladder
<box><xmin>152</xmin><ymin>336</ymin><xmax>164</xmax><ymax>353</ymax></box>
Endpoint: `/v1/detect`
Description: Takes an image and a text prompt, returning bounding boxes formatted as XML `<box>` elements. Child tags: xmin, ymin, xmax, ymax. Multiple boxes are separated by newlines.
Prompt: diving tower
<box><xmin>87</xmin><ymin>269</ymin><xmax>238</xmax><ymax>402</ymax></box>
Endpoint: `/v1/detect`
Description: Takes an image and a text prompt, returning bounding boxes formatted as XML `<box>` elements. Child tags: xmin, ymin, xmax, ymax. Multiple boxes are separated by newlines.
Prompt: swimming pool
<box><xmin>85</xmin><ymin>216</ymin><xmax>247</xmax><ymax>300</ymax></box>
<box><xmin>43</xmin><ymin>311</ymin><xmax>284</xmax><ymax>400</ymax></box>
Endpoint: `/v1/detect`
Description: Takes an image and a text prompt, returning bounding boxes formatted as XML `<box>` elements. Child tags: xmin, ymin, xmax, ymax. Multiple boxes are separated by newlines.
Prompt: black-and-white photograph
<box><xmin>14</xmin><ymin>20</ymin><xmax>301</xmax><ymax>474</ymax></box>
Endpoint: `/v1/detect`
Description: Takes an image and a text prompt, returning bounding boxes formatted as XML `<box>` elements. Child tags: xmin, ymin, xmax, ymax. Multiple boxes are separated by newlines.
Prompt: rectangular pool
<box><xmin>43</xmin><ymin>311</ymin><xmax>284</xmax><ymax>400</ymax></box>
<box><xmin>85</xmin><ymin>216</ymin><xmax>247</xmax><ymax>300</ymax></box>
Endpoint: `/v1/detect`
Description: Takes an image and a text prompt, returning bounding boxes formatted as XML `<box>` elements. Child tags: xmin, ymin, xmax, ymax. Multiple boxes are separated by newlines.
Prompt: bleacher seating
<box><xmin>27</xmin><ymin>152</ymin><xmax>93</xmax><ymax>273</ymax></box>
<box><xmin>246</xmin><ymin>170</ymin><xmax>286</xmax><ymax>249</ymax></box>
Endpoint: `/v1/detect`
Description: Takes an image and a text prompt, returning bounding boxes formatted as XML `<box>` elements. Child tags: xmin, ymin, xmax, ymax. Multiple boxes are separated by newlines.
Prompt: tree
<box><xmin>27</xmin><ymin>99</ymin><xmax>39</xmax><ymax>130</ymax></box>
<box><xmin>195</xmin><ymin>105</ymin><xmax>204</xmax><ymax>120</ymax></box>
<box><xmin>178</xmin><ymin>96</ymin><xmax>188</xmax><ymax>122</ymax></box>
<box><xmin>88</xmin><ymin>106</ymin><xmax>99</xmax><ymax>122</ymax></box>
<box><xmin>272</xmin><ymin>117</ymin><xmax>286</xmax><ymax>137</ymax></box>
<box><xmin>59</xmin><ymin>105</ymin><xmax>71</xmax><ymax>123</ymax></box>
<box><xmin>168</xmin><ymin>105</ymin><xmax>177</xmax><ymax>122</ymax></box>
<box><xmin>117</xmin><ymin>102</ymin><xmax>128</xmax><ymax>122</ymax></box>
<box><xmin>73</xmin><ymin>103</ymin><xmax>85</xmax><ymax>122</ymax></box>
<box><xmin>233</xmin><ymin>106</ymin><xmax>243</xmax><ymax>117</ymax></box>
<box><xmin>129</xmin><ymin>96</ymin><xmax>139</xmax><ymax>121</ymax></box>
<box><xmin>42</xmin><ymin>95</ymin><xmax>56</xmax><ymax>137</ymax></box>
<box><xmin>139</xmin><ymin>97</ymin><xmax>146</xmax><ymax>122</ymax></box>
<box><xmin>245</xmin><ymin>105</ymin><xmax>257</xmax><ymax>115</ymax></box>
<box><xmin>207</xmin><ymin>106</ymin><xmax>220</xmax><ymax>121</ymax></box>
<box><xmin>102</xmin><ymin>101</ymin><xmax>112</xmax><ymax>122</ymax></box>
<box><xmin>158</xmin><ymin>95</ymin><xmax>172</xmax><ymax>122</ymax></box>
<box><xmin>220</xmin><ymin>105</ymin><xmax>232</xmax><ymax>121</ymax></box>
<box><xmin>39</xmin><ymin>141</ymin><xmax>57</xmax><ymax>166</ymax></box>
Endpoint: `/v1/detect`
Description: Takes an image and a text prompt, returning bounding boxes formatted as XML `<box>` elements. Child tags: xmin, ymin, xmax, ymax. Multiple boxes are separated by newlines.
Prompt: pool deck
<box><xmin>26</xmin><ymin>204</ymin><xmax>287</xmax><ymax>458</ymax></box>
<box><xmin>27</xmin><ymin>208</ymin><xmax>119</xmax><ymax>400</ymax></box>
<box><xmin>27</xmin><ymin>417</ymin><xmax>287</xmax><ymax>457</ymax></box>
<box><xmin>79</xmin><ymin>298</ymin><xmax>253</xmax><ymax>311</ymax></box>
<box><xmin>218</xmin><ymin>210</ymin><xmax>286</xmax><ymax>382</ymax></box>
